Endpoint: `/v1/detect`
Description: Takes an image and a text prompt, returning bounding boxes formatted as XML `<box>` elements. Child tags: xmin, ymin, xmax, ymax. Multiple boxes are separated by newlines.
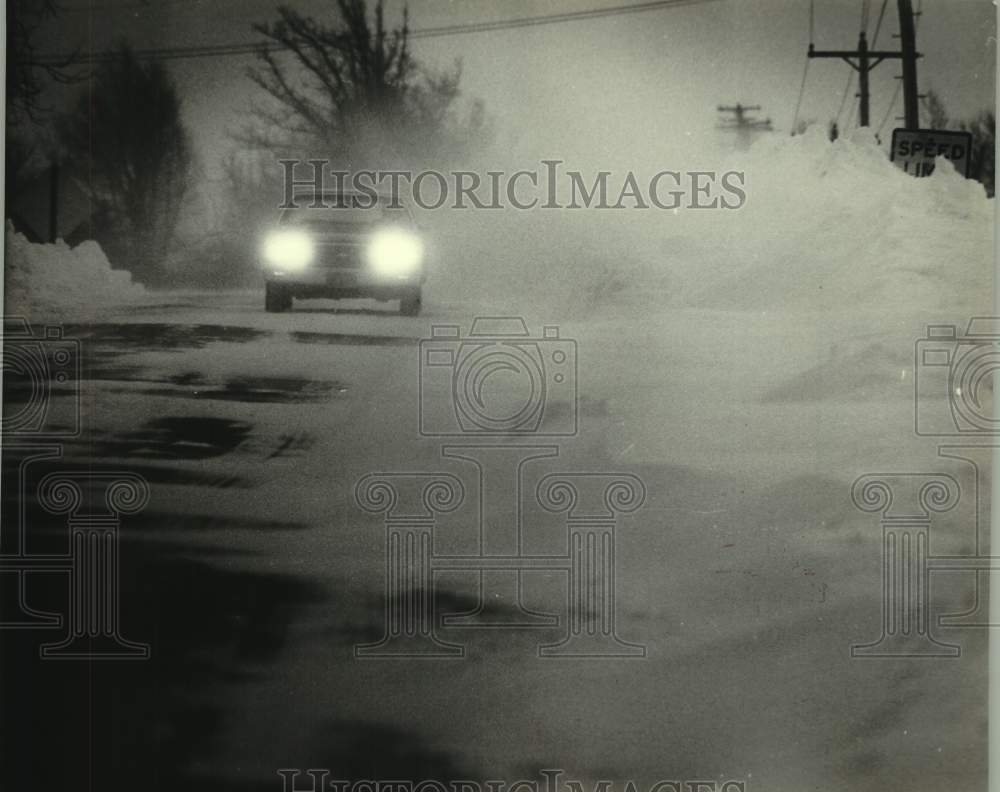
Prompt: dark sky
<box><xmin>43</xmin><ymin>0</ymin><xmax>997</xmax><ymax>169</ymax></box>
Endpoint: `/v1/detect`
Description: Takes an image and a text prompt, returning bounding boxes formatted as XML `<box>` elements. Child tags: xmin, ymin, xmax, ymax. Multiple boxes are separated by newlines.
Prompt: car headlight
<box><xmin>262</xmin><ymin>230</ymin><xmax>314</xmax><ymax>270</ymax></box>
<box><xmin>367</xmin><ymin>227</ymin><xmax>424</xmax><ymax>276</ymax></box>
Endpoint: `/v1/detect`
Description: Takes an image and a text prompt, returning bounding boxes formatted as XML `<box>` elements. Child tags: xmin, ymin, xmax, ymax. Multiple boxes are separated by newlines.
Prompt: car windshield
<box><xmin>279</xmin><ymin>197</ymin><xmax>411</xmax><ymax>230</ymax></box>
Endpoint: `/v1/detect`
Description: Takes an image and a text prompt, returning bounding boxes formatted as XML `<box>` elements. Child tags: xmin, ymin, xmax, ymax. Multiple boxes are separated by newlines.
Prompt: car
<box><xmin>260</xmin><ymin>191</ymin><xmax>426</xmax><ymax>315</ymax></box>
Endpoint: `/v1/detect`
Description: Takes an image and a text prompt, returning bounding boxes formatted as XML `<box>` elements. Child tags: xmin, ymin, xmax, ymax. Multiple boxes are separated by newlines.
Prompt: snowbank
<box><xmin>4</xmin><ymin>224</ymin><xmax>147</xmax><ymax>320</ymax></box>
<box><xmin>427</xmin><ymin>127</ymin><xmax>992</xmax><ymax>317</ymax></box>
<box><xmin>682</xmin><ymin>126</ymin><xmax>993</xmax><ymax>313</ymax></box>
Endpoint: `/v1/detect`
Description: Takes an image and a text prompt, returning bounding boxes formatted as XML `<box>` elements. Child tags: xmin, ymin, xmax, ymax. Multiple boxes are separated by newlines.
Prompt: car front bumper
<box><xmin>265</xmin><ymin>266</ymin><xmax>423</xmax><ymax>299</ymax></box>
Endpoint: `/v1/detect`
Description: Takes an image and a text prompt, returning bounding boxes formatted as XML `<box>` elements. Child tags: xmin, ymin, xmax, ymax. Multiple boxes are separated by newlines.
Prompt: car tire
<box><xmin>399</xmin><ymin>290</ymin><xmax>422</xmax><ymax>317</ymax></box>
<box><xmin>265</xmin><ymin>282</ymin><xmax>292</xmax><ymax>313</ymax></box>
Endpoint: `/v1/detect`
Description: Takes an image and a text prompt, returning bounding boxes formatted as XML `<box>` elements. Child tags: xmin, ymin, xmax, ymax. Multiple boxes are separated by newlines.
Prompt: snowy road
<box><xmin>2</xmin><ymin>289</ymin><xmax>986</xmax><ymax>791</ymax></box>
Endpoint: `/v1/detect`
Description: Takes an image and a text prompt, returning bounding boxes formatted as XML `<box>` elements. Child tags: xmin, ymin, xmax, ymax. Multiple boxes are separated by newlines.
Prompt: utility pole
<box><xmin>716</xmin><ymin>103</ymin><xmax>772</xmax><ymax>148</ymax></box>
<box><xmin>808</xmin><ymin>0</ymin><xmax>920</xmax><ymax>129</ymax></box>
<box><xmin>48</xmin><ymin>163</ymin><xmax>59</xmax><ymax>243</ymax></box>
<box><xmin>898</xmin><ymin>0</ymin><xmax>920</xmax><ymax>129</ymax></box>
<box><xmin>716</xmin><ymin>103</ymin><xmax>772</xmax><ymax>131</ymax></box>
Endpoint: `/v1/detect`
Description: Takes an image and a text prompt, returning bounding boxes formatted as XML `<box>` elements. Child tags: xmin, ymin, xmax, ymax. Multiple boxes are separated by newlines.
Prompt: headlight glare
<box><xmin>367</xmin><ymin>228</ymin><xmax>424</xmax><ymax>276</ymax></box>
<box><xmin>262</xmin><ymin>230</ymin><xmax>313</xmax><ymax>270</ymax></box>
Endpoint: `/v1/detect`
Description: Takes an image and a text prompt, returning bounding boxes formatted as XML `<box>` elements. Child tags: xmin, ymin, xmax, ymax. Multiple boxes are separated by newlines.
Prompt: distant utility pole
<box><xmin>716</xmin><ymin>103</ymin><xmax>773</xmax><ymax>132</ymax></box>
<box><xmin>808</xmin><ymin>0</ymin><xmax>920</xmax><ymax>129</ymax></box>
<box><xmin>716</xmin><ymin>102</ymin><xmax>772</xmax><ymax>148</ymax></box>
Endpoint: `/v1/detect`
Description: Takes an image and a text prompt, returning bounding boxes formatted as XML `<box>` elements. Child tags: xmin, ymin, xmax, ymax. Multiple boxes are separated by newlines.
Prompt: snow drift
<box><xmin>426</xmin><ymin>127</ymin><xmax>992</xmax><ymax>317</ymax></box>
<box><xmin>4</xmin><ymin>224</ymin><xmax>146</xmax><ymax>320</ymax></box>
<box><xmin>683</xmin><ymin>126</ymin><xmax>993</xmax><ymax>313</ymax></box>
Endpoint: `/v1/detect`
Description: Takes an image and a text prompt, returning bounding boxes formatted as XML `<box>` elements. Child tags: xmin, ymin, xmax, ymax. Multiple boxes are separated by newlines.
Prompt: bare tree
<box><xmin>179</xmin><ymin>152</ymin><xmax>280</xmax><ymax>287</ymax></box>
<box><xmin>241</xmin><ymin>0</ymin><xmax>485</xmax><ymax>166</ymax></box>
<box><xmin>7</xmin><ymin>0</ymin><xmax>81</xmax><ymax>125</ymax></box>
<box><xmin>6</xmin><ymin>1</ymin><xmax>83</xmax><ymax>195</ymax></box>
<box><xmin>959</xmin><ymin>111</ymin><xmax>995</xmax><ymax>197</ymax></box>
<box><xmin>923</xmin><ymin>89</ymin><xmax>949</xmax><ymax>130</ymax></box>
<box><xmin>919</xmin><ymin>91</ymin><xmax>994</xmax><ymax>197</ymax></box>
<box><xmin>61</xmin><ymin>44</ymin><xmax>193</xmax><ymax>283</ymax></box>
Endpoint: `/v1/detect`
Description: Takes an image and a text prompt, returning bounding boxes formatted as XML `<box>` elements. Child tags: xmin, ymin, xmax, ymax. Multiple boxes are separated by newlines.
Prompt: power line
<box><xmin>835</xmin><ymin>70</ymin><xmax>854</xmax><ymax>127</ymax></box>
<box><xmin>38</xmin><ymin>0</ymin><xmax>721</xmax><ymax>64</ymax></box>
<box><xmin>791</xmin><ymin>59</ymin><xmax>811</xmax><ymax>133</ymax></box>
<box><xmin>61</xmin><ymin>0</ymin><xmax>212</xmax><ymax>11</ymax></box>
<box><xmin>792</xmin><ymin>0</ymin><xmax>814</xmax><ymax>133</ymax></box>
<box><xmin>870</xmin><ymin>0</ymin><xmax>889</xmax><ymax>47</ymax></box>
<box><xmin>875</xmin><ymin>81</ymin><xmax>902</xmax><ymax>135</ymax></box>
<box><xmin>410</xmin><ymin>0</ymin><xmax>717</xmax><ymax>38</ymax></box>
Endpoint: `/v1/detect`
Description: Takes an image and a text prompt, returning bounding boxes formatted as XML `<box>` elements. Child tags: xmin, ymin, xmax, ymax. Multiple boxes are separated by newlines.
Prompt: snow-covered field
<box><xmin>2</xmin><ymin>131</ymin><xmax>993</xmax><ymax>790</ymax></box>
